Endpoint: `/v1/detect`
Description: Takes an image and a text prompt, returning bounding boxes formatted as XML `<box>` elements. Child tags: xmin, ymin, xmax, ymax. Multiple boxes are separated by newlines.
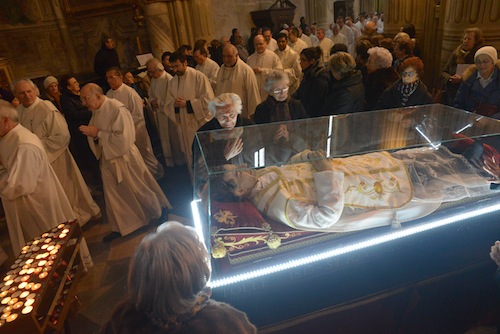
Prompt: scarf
<box><xmin>398</xmin><ymin>80</ymin><xmax>420</xmax><ymax>106</ymax></box>
<box><xmin>263</xmin><ymin>95</ymin><xmax>292</xmax><ymax>122</ymax></box>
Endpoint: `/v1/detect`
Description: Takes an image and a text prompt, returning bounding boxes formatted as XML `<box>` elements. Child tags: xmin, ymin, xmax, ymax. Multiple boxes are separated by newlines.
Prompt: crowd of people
<box><xmin>0</xmin><ymin>10</ymin><xmax>499</xmax><ymax>333</ymax></box>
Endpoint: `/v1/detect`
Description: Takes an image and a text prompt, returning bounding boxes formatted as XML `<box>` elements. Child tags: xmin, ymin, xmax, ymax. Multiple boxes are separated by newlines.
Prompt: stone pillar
<box><xmin>189</xmin><ymin>0</ymin><xmax>216</xmax><ymax>43</ymax></box>
<box><xmin>306</xmin><ymin>0</ymin><xmax>330</xmax><ymax>29</ymax></box>
<box><xmin>49</xmin><ymin>0</ymin><xmax>80</xmax><ymax>73</ymax></box>
<box><xmin>143</xmin><ymin>1</ymin><xmax>177</xmax><ymax>58</ymax></box>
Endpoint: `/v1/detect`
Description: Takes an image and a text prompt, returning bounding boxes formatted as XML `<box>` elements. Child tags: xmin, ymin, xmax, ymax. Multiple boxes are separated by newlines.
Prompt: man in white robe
<box><xmin>275</xmin><ymin>33</ymin><xmax>302</xmax><ymax>95</ymax></box>
<box><xmin>337</xmin><ymin>17</ymin><xmax>356</xmax><ymax>56</ymax></box>
<box><xmin>317</xmin><ymin>28</ymin><xmax>334</xmax><ymax>64</ymax></box>
<box><xmin>194</xmin><ymin>48</ymin><xmax>220</xmax><ymax>92</ymax></box>
<box><xmin>105</xmin><ymin>67</ymin><xmax>164</xmax><ymax>180</ymax></box>
<box><xmin>289</xmin><ymin>27</ymin><xmax>308</xmax><ymax>55</ymax></box>
<box><xmin>146</xmin><ymin>58</ymin><xmax>183</xmax><ymax>167</ymax></box>
<box><xmin>307</xmin><ymin>26</ymin><xmax>320</xmax><ymax>47</ymax></box>
<box><xmin>0</xmin><ymin>102</ymin><xmax>75</xmax><ymax>253</ymax></box>
<box><xmin>247</xmin><ymin>35</ymin><xmax>283</xmax><ymax>102</ymax></box>
<box><xmin>263</xmin><ymin>27</ymin><xmax>278</xmax><ymax>51</ymax></box>
<box><xmin>13</xmin><ymin>78</ymin><xmax>101</xmax><ymax>227</ymax></box>
<box><xmin>216</xmin><ymin>44</ymin><xmax>261</xmax><ymax>119</ymax></box>
<box><xmin>79</xmin><ymin>84</ymin><xmax>171</xmax><ymax>242</ymax></box>
<box><xmin>331</xmin><ymin>25</ymin><xmax>349</xmax><ymax>49</ymax></box>
<box><xmin>165</xmin><ymin>52</ymin><xmax>214</xmax><ymax>179</ymax></box>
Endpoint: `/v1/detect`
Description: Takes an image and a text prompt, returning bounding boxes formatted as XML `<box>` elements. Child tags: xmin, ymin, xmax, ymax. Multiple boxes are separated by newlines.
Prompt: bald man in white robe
<box><xmin>106</xmin><ymin>67</ymin><xmax>164</xmax><ymax>180</ymax></box>
<box><xmin>13</xmin><ymin>79</ymin><xmax>100</xmax><ymax>227</ymax></box>
<box><xmin>79</xmin><ymin>84</ymin><xmax>171</xmax><ymax>242</ymax></box>
<box><xmin>0</xmin><ymin>102</ymin><xmax>75</xmax><ymax>253</ymax></box>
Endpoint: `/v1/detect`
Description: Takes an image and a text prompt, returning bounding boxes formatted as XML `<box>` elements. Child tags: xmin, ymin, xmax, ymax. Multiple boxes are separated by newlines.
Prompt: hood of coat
<box><xmin>462</xmin><ymin>60</ymin><xmax>500</xmax><ymax>82</ymax></box>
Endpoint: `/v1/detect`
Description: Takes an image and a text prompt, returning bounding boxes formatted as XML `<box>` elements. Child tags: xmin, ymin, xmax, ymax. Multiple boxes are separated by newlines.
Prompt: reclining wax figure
<box><xmin>210</xmin><ymin>147</ymin><xmax>497</xmax><ymax>233</ymax></box>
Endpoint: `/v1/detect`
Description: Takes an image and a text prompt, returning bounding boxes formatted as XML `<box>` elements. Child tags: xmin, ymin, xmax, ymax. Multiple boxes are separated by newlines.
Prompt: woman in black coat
<box><xmin>293</xmin><ymin>47</ymin><xmax>330</xmax><ymax>117</ymax></box>
<box><xmin>364</xmin><ymin>47</ymin><xmax>400</xmax><ymax>110</ymax></box>
<box><xmin>322</xmin><ymin>52</ymin><xmax>365</xmax><ymax>115</ymax></box>
<box><xmin>376</xmin><ymin>57</ymin><xmax>433</xmax><ymax>109</ymax></box>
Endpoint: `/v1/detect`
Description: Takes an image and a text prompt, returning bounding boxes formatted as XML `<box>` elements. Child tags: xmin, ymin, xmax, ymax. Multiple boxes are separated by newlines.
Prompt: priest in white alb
<box><xmin>247</xmin><ymin>35</ymin><xmax>283</xmax><ymax>102</ymax></box>
<box><xmin>216</xmin><ymin>44</ymin><xmax>261</xmax><ymax>119</ymax></box>
<box><xmin>165</xmin><ymin>52</ymin><xmax>214</xmax><ymax>179</ymax></box>
<box><xmin>105</xmin><ymin>67</ymin><xmax>164</xmax><ymax>180</ymax></box>
<box><xmin>194</xmin><ymin>47</ymin><xmax>220</xmax><ymax>92</ymax></box>
<box><xmin>0</xmin><ymin>101</ymin><xmax>75</xmax><ymax>254</ymax></box>
<box><xmin>79</xmin><ymin>83</ymin><xmax>171</xmax><ymax>242</ymax></box>
<box><xmin>274</xmin><ymin>33</ymin><xmax>302</xmax><ymax>95</ymax></box>
<box><xmin>13</xmin><ymin>78</ymin><xmax>101</xmax><ymax>227</ymax></box>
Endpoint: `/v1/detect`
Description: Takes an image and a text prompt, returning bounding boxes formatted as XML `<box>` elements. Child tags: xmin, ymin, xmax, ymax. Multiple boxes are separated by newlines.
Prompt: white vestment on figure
<box><xmin>309</xmin><ymin>34</ymin><xmax>320</xmax><ymax>47</ymax></box>
<box><xmin>319</xmin><ymin>38</ymin><xmax>334</xmax><ymax>64</ymax></box>
<box><xmin>339</xmin><ymin>25</ymin><xmax>355</xmax><ymax>55</ymax></box>
<box><xmin>266</xmin><ymin>38</ymin><xmax>278</xmax><ymax>52</ymax></box>
<box><xmin>88</xmin><ymin>97</ymin><xmax>171</xmax><ymax>236</ymax></box>
<box><xmin>196</xmin><ymin>57</ymin><xmax>220</xmax><ymax>93</ymax></box>
<box><xmin>331</xmin><ymin>33</ymin><xmax>349</xmax><ymax>48</ymax></box>
<box><xmin>216</xmin><ymin>57</ymin><xmax>261</xmax><ymax>118</ymax></box>
<box><xmin>148</xmin><ymin>71</ymin><xmax>179</xmax><ymax>166</ymax></box>
<box><xmin>0</xmin><ymin>124</ymin><xmax>75</xmax><ymax>253</ymax></box>
<box><xmin>300</xmin><ymin>34</ymin><xmax>312</xmax><ymax>47</ymax></box>
<box><xmin>107</xmin><ymin>83</ymin><xmax>164</xmax><ymax>180</ymax></box>
<box><xmin>290</xmin><ymin>38</ymin><xmax>308</xmax><ymax>55</ymax></box>
<box><xmin>17</xmin><ymin>98</ymin><xmax>100</xmax><ymax>226</ymax></box>
<box><xmin>247</xmin><ymin>49</ymin><xmax>283</xmax><ymax>102</ymax></box>
<box><xmin>165</xmin><ymin>67</ymin><xmax>214</xmax><ymax>177</ymax></box>
<box><xmin>275</xmin><ymin>46</ymin><xmax>302</xmax><ymax>95</ymax></box>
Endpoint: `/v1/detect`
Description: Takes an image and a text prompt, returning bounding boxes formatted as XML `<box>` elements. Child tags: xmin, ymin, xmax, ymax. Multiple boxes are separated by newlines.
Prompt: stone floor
<box><xmin>0</xmin><ymin>163</ymin><xmax>194</xmax><ymax>334</ymax></box>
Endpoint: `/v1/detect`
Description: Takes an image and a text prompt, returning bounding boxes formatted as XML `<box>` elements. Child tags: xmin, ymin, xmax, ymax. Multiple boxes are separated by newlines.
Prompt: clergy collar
<box><xmin>21</xmin><ymin>97</ymin><xmax>41</xmax><ymax>111</ymax></box>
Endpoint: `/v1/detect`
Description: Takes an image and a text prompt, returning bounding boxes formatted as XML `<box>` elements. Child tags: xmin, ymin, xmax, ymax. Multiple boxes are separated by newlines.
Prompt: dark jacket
<box><xmin>322</xmin><ymin>70</ymin><xmax>365</xmax><ymax>115</ymax></box>
<box><xmin>453</xmin><ymin>61</ymin><xmax>500</xmax><ymax>119</ymax></box>
<box><xmin>376</xmin><ymin>79</ymin><xmax>433</xmax><ymax>110</ymax></box>
<box><xmin>254</xmin><ymin>96</ymin><xmax>309</xmax><ymax>124</ymax></box>
<box><xmin>94</xmin><ymin>47</ymin><xmax>120</xmax><ymax>78</ymax></box>
<box><xmin>364</xmin><ymin>67</ymin><xmax>400</xmax><ymax>110</ymax></box>
<box><xmin>293</xmin><ymin>60</ymin><xmax>330</xmax><ymax>117</ymax></box>
<box><xmin>102</xmin><ymin>299</ymin><xmax>257</xmax><ymax>334</ymax></box>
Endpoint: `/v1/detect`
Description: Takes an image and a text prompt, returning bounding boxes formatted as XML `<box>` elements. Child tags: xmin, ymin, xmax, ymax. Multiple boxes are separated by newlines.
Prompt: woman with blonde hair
<box><xmin>103</xmin><ymin>221</ymin><xmax>256</xmax><ymax>334</ymax></box>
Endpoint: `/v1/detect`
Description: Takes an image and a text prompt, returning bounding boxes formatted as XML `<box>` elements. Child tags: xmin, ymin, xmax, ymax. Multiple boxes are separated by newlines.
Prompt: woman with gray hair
<box><xmin>194</xmin><ymin>93</ymin><xmax>257</xmax><ymax>166</ymax></box>
<box><xmin>103</xmin><ymin>221</ymin><xmax>256</xmax><ymax>334</ymax></box>
<box><xmin>364</xmin><ymin>46</ymin><xmax>400</xmax><ymax>110</ymax></box>
<box><xmin>322</xmin><ymin>52</ymin><xmax>365</xmax><ymax>115</ymax></box>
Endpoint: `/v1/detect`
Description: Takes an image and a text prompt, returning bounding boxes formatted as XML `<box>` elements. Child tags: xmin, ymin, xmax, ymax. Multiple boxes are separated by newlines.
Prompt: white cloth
<box><xmin>308</xmin><ymin>34</ymin><xmax>320</xmax><ymax>47</ymax></box>
<box><xmin>216</xmin><ymin>57</ymin><xmax>261</xmax><ymax>118</ymax></box>
<box><xmin>267</xmin><ymin>38</ymin><xmax>278</xmax><ymax>52</ymax></box>
<box><xmin>107</xmin><ymin>83</ymin><xmax>164</xmax><ymax>180</ymax></box>
<box><xmin>196</xmin><ymin>57</ymin><xmax>220</xmax><ymax>92</ymax></box>
<box><xmin>247</xmin><ymin>49</ymin><xmax>283</xmax><ymax>102</ymax></box>
<box><xmin>88</xmin><ymin>97</ymin><xmax>171</xmax><ymax>236</ymax></box>
<box><xmin>289</xmin><ymin>38</ymin><xmax>308</xmax><ymax>55</ymax></box>
<box><xmin>275</xmin><ymin>46</ymin><xmax>302</xmax><ymax>95</ymax></box>
<box><xmin>17</xmin><ymin>98</ymin><xmax>100</xmax><ymax>226</ymax></box>
<box><xmin>319</xmin><ymin>38</ymin><xmax>334</xmax><ymax>64</ymax></box>
<box><xmin>355</xmin><ymin>20</ymin><xmax>365</xmax><ymax>34</ymax></box>
<box><xmin>300</xmin><ymin>34</ymin><xmax>313</xmax><ymax>47</ymax></box>
<box><xmin>165</xmin><ymin>67</ymin><xmax>214</xmax><ymax>178</ymax></box>
<box><xmin>339</xmin><ymin>25</ymin><xmax>355</xmax><ymax>55</ymax></box>
<box><xmin>331</xmin><ymin>33</ymin><xmax>349</xmax><ymax>48</ymax></box>
<box><xmin>148</xmin><ymin>71</ymin><xmax>176</xmax><ymax>166</ymax></box>
<box><xmin>0</xmin><ymin>124</ymin><xmax>75</xmax><ymax>253</ymax></box>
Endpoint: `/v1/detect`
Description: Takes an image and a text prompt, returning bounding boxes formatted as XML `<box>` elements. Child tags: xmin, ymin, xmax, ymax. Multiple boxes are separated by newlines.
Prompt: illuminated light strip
<box><xmin>204</xmin><ymin>202</ymin><xmax>500</xmax><ymax>288</ymax></box>
<box><xmin>415</xmin><ymin>125</ymin><xmax>441</xmax><ymax>149</ymax></box>
<box><xmin>191</xmin><ymin>199</ymin><xmax>206</xmax><ymax>246</ymax></box>
<box><xmin>455</xmin><ymin>123</ymin><xmax>472</xmax><ymax>135</ymax></box>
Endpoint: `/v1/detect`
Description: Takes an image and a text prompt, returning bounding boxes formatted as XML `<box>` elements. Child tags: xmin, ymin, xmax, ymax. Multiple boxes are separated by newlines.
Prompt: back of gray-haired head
<box><xmin>264</xmin><ymin>70</ymin><xmax>289</xmax><ymax>93</ymax></box>
<box><xmin>207</xmin><ymin>93</ymin><xmax>242</xmax><ymax>117</ymax></box>
<box><xmin>146</xmin><ymin>58</ymin><xmax>164</xmax><ymax>71</ymax></box>
<box><xmin>0</xmin><ymin>100</ymin><xmax>19</xmax><ymax>123</ymax></box>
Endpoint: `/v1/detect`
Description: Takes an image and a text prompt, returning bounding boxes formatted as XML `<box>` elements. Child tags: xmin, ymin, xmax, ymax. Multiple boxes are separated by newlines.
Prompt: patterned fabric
<box><xmin>398</xmin><ymin>80</ymin><xmax>420</xmax><ymax>106</ymax></box>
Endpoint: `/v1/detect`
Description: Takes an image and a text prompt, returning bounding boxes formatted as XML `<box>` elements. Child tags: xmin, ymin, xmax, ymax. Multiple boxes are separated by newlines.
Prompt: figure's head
<box><xmin>262</xmin><ymin>27</ymin><xmax>273</xmax><ymax>44</ymax></box>
<box><xmin>60</xmin><ymin>75</ymin><xmax>80</xmax><ymax>95</ymax></box>
<box><xmin>400</xmin><ymin>24</ymin><xmax>416</xmax><ymax>39</ymax></box>
<box><xmin>220</xmin><ymin>36</ymin><xmax>230</xmax><ymax>46</ymax></box>
<box><xmin>12</xmin><ymin>78</ymin><xmax>39</xmax><ymax>108</ymax></box>
<box><xmin>254</xmin><ymin>35</ymin><xmax>267</xmax><ymax>54</ymax></box>
<box><xmin>80</xmin><ymin>83</ymin><xmax>105</xmax><ymax>111</ymax></box>
<box><xmin>161</xmin><ymin>51</ymin><xmax>173</xmax><ymax>69</ymax></box>
<box><xmin>0</xmin><ymin>100</ymin><xmax>19</xmax><ymax>137</ymax></box>
<box><xmin>128</xmin><ymin>221</ymin><xmax>210</xmax><ymax>327</ymax></box>
<box><xmin>317</xmin><ymin>28</ymin><xmax>325</xmax><ymax>41</ymax></box>
<box><xmin>43</xmin><ymin>76</ymin><xmax>59</xmax><ymax>98</ymax></box>
<box><xmin>208</xmin><ymin>93</ymin><xmax>242</xmax><ymax>129</ymax></box>
<box><xmin>276</xmin><ymin>33</ymin><xmax>288</xmax><ymax>52</ymax></box>
<box><xmin>106</xmin><ymin>67</ymin><xmax>124</xmax><ymax>90</ymax></box>
<box><xmin>264</xmin><ymin>70</ymin><xmax>289</xmax><ymax>102</ymax></box>
<box><xmin>364</xmin><ymin>21</ymin><xmax>377</xmax><ymax>36</ymax></box>
<box><xmin>366</xmin><ymin>46</ymin><xmax>393</xmax><ymax>73</ymax></box>
<box><xmin>330</xmin><ymin>43</ymin><xmax>348</xmax><ymax>55</ymax></box>
<box><xmin>289</xmin><ymin>27</ymin><xmax>299</xmax><ymax>42</ymax></box>
<box><xmin>399</xmin><ymin>57</ymin><xmax>424</xmax><ymax>84</ymax></box>
<box><xmin>170</xmin><ymin>52</ymin><xmax>188</xmax><ymax>76</ymax></box>
<box><xmin>193</xmin><ymin>48</ymin><xmax>208</xmax><ymax>66</ymax></box>
<box><xmin>178</xmin><ymin>44</ymin><xmax>193</xmax><ymax>56</ymax></box>
<box><xmin>462</xmin><ymin>27</ymin><xmax>483</xmax><ymax>52</ymax></box>
<box><xmin>327</xmin><ymin>51</ymin><xmax>356</xmax><ymax>80</ymax></box>
<box><xmin>394</xmin><ymin>38</ymin><xmax>414</xmax><ymax>60</ymax></box>
<box><xmin>300</xmin><ymin>47</ymin><xmax>321</xmax><ymax>70</ymax></box>
<box><xmin>336</xmin><ymin>16</ymin><xmax>345</xmax><ymax>28</ymax></box>
<box><xmin>102</xmin><ymin>36</ymin><xmax>115</xmax><ymax>50</ymax></box>
<box><xmin>474</xmin><ymin>46</ymin><xmax>498</xmax><ymax>79</ymax></box>
<box><xmin>146</xmin><ymin>58</ymin><xmax>165</xmax><ymax>79</ymax></box>
<box><xmin>212</xmin><ymin>164</ymin><xmax>258</xmax><ymax>200</ymax></box>
<box><xmin>222</xmin><ymin>44</ymin><xmax>238</xmax><ymax>67</ymax></box>
<box><xmin>123</xmin><ymin>71</ymin><xmax>135</xmax><ymax>86</ymax></box>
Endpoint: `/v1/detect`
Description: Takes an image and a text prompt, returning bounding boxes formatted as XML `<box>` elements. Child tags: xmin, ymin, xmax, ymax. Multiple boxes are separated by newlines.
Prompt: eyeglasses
<box><xmin>273</xmin><ymin>87</ymin><xmax>289</xmax><ymax>95</ymax></box>
<box><xmin>475</xmin><ymin>59</ymin><xmax>492</xmax><ymax>66</ymax></box>
<box><xmin>401</xmin><ymin>71</ymin><xmax>415</xmax><ymax>77</ymax></box>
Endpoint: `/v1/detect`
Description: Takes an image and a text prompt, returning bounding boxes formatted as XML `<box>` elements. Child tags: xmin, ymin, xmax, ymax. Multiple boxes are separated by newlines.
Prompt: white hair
<box><xmin>367</xmin><ymin>47</ymin><xmax>393</xmax><ymax>69</ymax></box>
<box><xmin>207</xmin><ymin>93</ymin><xmax>242</xmax><ymax>117</ymax></box>
<box><xmin>264</xmin><ymin>70</ymin><xmax>289</xmax><ymax>93</ymax></box>
<box><xmin>11</xmin><ymin>78</ymin><xmax>40</xmax><ymax>96</ymax></box>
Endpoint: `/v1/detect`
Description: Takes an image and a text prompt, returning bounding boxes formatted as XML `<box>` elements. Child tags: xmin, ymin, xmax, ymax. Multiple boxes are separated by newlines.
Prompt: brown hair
<box><xmin>400</xmin><ymin>57</ymin><xmax>424</xmax><ymax>78</ymax></box>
